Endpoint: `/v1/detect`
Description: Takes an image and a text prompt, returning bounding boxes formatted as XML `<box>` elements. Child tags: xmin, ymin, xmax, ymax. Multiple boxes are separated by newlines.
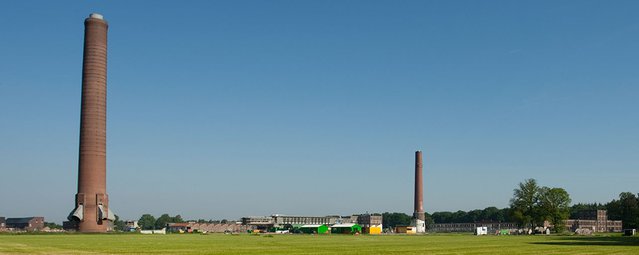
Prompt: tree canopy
<box><xmin>510</xmin><ymin>179</ymin><xmax>540</xmax><ymax>227</ymax></box>
<box><xmin>509</xmin><ymin>179</ymin><xmax>571</xmax><ymax>231</ymax></box>
<box><xmin>430</xmin><ymin>207</ymin><xmax>511</xmax><ymax>224</ymax></box>
<box><xmin>538</xmin><ymin>187</ymin><xmax>571</xmax><ymax>232</ymax></box>
<box><xmin>381</xmin><ymin>212</ymin><xmax>413</xmax><ymax>228</ymax></box>
<box><xmin>138</xmin><ymin>214</ymin><xmax>156</xmax><ymax>230</ymax></box>
<box><xmin>138</xmin><ymin>213</ymin><xmax>185</xmax><ymax>230</ymax></box>
<box><xmin>606</xmin><ymin>192</ymin><xmax>639</xmax><ymax>229</ymax></box>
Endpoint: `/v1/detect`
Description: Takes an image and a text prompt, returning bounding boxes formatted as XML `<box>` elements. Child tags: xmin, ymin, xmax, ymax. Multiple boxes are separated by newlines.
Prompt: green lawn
<box><xmin>0</xmin><ymin>233</ymin><xmax>637</xmax><ymax>254</ymax></box>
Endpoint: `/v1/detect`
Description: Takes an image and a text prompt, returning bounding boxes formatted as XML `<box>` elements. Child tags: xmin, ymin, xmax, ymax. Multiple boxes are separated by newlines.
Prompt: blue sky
<box><xmin>1</xmin><ymin>1</ymin><xmax>638</xmax><ymax>223</ymax></box>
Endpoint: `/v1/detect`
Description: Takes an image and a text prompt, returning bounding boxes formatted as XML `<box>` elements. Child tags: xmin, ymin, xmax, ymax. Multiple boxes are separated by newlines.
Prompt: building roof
<box><xmin>167</xmin><ymin>223</ymin><xmax>190</xmax><ymax>227</ymax></box>
<box><xmin>6</xmin><ymin>217</ymin><xmax>41</xmax><ymax>224</ymax></box>
<box><xmin>331</xmin><ymin>223</ymin><xmax>360</xmax><ymax>228</ymax></box>
<box><xmin>299</xmin><ymin>224</ymin><xmax>325</xmax><ymax>228</ymax></box>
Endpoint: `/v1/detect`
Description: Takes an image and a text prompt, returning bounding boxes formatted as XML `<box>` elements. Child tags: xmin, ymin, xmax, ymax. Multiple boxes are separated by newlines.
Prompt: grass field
<box><xmin>0</xmin><ymin>233</ymin><xmax>638</xmax><ymax>254</ymax></box>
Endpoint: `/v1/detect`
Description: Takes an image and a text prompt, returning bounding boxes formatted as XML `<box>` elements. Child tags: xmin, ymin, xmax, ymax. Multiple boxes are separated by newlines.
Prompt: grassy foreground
<box><xmin>0</xmin><ymin>233</ymin><xmax>638</xmax><ymax>254</ymax></box>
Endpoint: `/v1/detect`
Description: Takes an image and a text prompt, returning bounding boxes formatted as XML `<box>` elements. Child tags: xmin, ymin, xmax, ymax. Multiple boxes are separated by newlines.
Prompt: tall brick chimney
<box><xmin>68</xmin><ymin>13</ymin><xmax>115</xmax><ymax>232</ymax></box>
<box><xmin>412</xmin><ymin>150</ymin><xmax>425</xmax><ymax>233</ymax></box>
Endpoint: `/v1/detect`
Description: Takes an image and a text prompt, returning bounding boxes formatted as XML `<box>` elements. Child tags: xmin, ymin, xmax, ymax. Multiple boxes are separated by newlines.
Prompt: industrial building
<box><xmin>4</xmin><ymin>217</ymin><xmax>45</xmax><ymax>231</ymax></box>
<box><xmin>357</xmin><ymin>214</ymin><xmax>383</xmax><ymax>234</ymax></box>
<box><xmin>241</xmin><ymin>213</ymin><xmax>382</xmax><ymax>234</ymax></box>
<box><xmin>242</xmin><ymin>215</ymin><xmax>339</xmax><ymax>229</ymax></box>
<box><xmin>429</xmin><ymin>222</ymin><xmax>518</xmax><ymax>233</ymax></box>
<box><xmin>565</xmin><ymin>210</ymin><xmax>622</xmax><ymax>232</ymax></box>
<box><xmin>167</xmin><ymin>222</ymin><xmax>253</xmax><ymax>233</ymax></box>
<box><xmin>428</xmin><ymin>210</ymin><xmax>623</xmax><ymax>233</ymax></box>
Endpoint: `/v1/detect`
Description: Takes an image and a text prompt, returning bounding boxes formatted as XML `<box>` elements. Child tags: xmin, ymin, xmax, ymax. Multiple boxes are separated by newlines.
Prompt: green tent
<box><xmin>298</xmin><ymin>224</ymin><xmax>328</xmax><ymax>234</ymax></box>
<box><xmin>330</xmin><ymin>223</ymin><xmax>362</xmax><ymax>234</ymax></box>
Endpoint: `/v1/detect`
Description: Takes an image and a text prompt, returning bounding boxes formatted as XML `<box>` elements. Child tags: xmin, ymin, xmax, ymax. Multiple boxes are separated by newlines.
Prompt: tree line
<box><xmin>134</xmin><ymin>214</ymin><xmax>232</xmax><ymax>230</ymax></box>
<box><xmin>383</xmin><ymin>179</ymin><xmax>638</xmax><ymax>232</ymax></box>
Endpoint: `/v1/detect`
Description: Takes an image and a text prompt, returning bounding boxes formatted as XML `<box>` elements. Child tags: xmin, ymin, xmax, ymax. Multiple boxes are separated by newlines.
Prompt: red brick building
<box><xmin>5</xmin><ymin>217</ymin><xmax>45</xmax><ymax>231</ymax></box>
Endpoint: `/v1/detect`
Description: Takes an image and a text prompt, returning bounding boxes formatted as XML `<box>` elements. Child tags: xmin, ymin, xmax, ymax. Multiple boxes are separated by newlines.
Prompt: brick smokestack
<box><xmin>412</xmin><ymin>150</ymin><xmax>426</xmax><ymax>233</ymax></box>
<box><xmin>68</xmin><ymin>13</ymin><xmax>114</xmax><ymax>232</ymax></box>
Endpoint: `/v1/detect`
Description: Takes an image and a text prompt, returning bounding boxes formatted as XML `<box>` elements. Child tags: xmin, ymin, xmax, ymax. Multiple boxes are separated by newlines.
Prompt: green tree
<box><xmin>44</xmin><ymin>222</ymin><xmax>62</xmax><ymax>229</ymax></box>
<box><xmin>499</xmin><ymin>208</ymin><xmax>512</xmax><ymax>222</ymax></box>
<box><xmin>570</xmin><ymin>203</ymin><xmax>605</xmax><ymax>218</ymax></box>
<box><xmin>451</xmin><ymin>210</ymin><xmax>467</xmax><ymax>223</ymax></box>
<box><xmin>465</xmin><ymin>210</ymin><xmax>482</xmax><ymax>222</ymax></box>
<box><xmin>607</xmin><ymin>192</ymin><xmax>639</xmax><ymax>229</ymax></box>
<box><xmin>431</xmin><ymin>207</ymin><xmax>510</xmax><ymax>223</ymax></box>
<box><xmin>538</xmin><ymin>187</ymin><xmax>571</xmax><ymax>232</ymax></box>
<box><xmin>424</xmin><ymin>212</ymin><xmax>434</xmax><ymax>226</ymax></box>
<box><xmin>381</xmin><ymin>212</ymin><xmax>412</xmax><ymax>228</ymax></box>
<box><xmin>481</xmin><ymin>207</ymin><xmax>500</xmax><ymax>222</ymax></box>
<box><xmin>431</xmin><ymin>211</ymin><xmax>453</xmax><ymax>223</ymax></box>
<box><xmin>172</xmin><ymin>215</ymin><xmax>184</xmax><ymax>223</ymax></box>
<box><xmin>138</xmin><ymin>214</ymin><xmax>156</xmax><ymax>230</ymax></box>
<box><xmin>113</xmin><ymin>214</ymin><xmax>126</xmax><ymax>232</ymax></box>
<box><xmin>510</xmin><ymin>179</ymin><xmax>541</xmax><ymax>227</ymax></box>
<box><xmin>155</xmin><ymin>214</ymin><xmax>173</xmax><ymax>229</ymax></box>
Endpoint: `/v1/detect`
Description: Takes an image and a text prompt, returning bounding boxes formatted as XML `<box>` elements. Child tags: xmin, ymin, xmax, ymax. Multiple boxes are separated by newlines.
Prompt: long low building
<box><xmin>241</xmin><ymin>215</ymin><xmax>342</xmax><ymax>228</ymax></box>
<box><xmin>167</xmin><ymin>222</ymin><xmax>253</xmax><ymax>233</ymax></box>
<box><xmin>4</xmin><ymin>217</ymin><xmax>45</xmax><ymax>231</ymax></box>
<box><xmin>242</xmin><ymin>213</ymin><xmax>382</xmax><ymax>234</ymax></box>
<box><xmin>429</xmin><ymin>222</ymin><xmax>518</xmax><ymax>233</ymax></box>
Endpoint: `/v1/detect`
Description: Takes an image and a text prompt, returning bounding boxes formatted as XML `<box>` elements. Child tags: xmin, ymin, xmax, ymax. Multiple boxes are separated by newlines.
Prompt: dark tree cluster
<box><xmin>138</xmin><ymin>213</ymin><xmax>184</xmax><ymax>230</ymax></box>
<box><xmin>381</xmin><ymin>212</ymin><xmax>413</xmax><ymax>228</ymax></box>
<box><xmin>194</xmin><ymin>219</ymin><xmax>229</xmax><ymax>224</ymax></box>
<box><xmin>44</xmin><ymin>222</ymin><xmax>63</xmax><ymax>229</ymax></box>
<box><xmin>569</xmin><ymin>202</ymin><xmax>606</xmax><ymax>218</ymax></box>
<box><xmin>575</xmin><ymin>192</ymin><xmax>639</xmax><ymax>229</ymax></box>
<box><xmin>430</xmin><ymin>207</ymin><xmax>512</xmax><ymax>224</ymax></box>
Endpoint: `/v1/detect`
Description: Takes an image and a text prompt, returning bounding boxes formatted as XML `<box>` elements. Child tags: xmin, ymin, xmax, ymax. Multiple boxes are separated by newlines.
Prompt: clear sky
<box><xmin>1</xmin><ymin>1</ymin><xmax>638</xmax><ymax>224</ymax></box>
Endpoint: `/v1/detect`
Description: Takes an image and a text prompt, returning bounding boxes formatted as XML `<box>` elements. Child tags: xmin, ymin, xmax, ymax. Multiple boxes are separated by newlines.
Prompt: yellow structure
<box><xmin>367</xmin><ymin>226</ymin><xmax>382</xmax><ymax>234</ymax></box>
<box><xmin>394</xmin><ymin>226</ymin><xmax>416</xmax><ymax>234</ymax></box>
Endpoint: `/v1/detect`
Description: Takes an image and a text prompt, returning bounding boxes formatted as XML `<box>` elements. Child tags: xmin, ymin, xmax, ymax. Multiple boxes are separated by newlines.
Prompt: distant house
<box><xmin>358</xmin><ymin>214</ymin><xmax>383</xmax><ymax>234</ymax></box>
<box><xmin>0</xmin><ymin>217</ymin><xmax>6</xmax><ymax>229</ymax></box>
<box><xmin>6</xmin><ymin>217</ymin><xmax>45</xmax><ymax>231</ymax></box>
<box><xmin>125</xmin><ymin>220</ymin><xmax>139</xmax><ymax>231</ymax></box>
<box><xmin>167</xmin><ymin>222</ymin><xmax>191</xmax><ymax>233</ymax></box>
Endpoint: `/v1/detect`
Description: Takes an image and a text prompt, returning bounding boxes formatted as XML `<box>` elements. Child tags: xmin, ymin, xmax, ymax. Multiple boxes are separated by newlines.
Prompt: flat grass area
<box><xmin>0</xmin><ymin>233</ymin><xmax>638</xmax><ymax>254</ymax></box>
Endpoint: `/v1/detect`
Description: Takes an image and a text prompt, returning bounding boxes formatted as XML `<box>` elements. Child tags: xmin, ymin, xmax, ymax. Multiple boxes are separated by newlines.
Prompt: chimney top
<box><xmin>89</xmin><ymin>13</ymin><xmax>104</xmax><ymax>20</ymax></box>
